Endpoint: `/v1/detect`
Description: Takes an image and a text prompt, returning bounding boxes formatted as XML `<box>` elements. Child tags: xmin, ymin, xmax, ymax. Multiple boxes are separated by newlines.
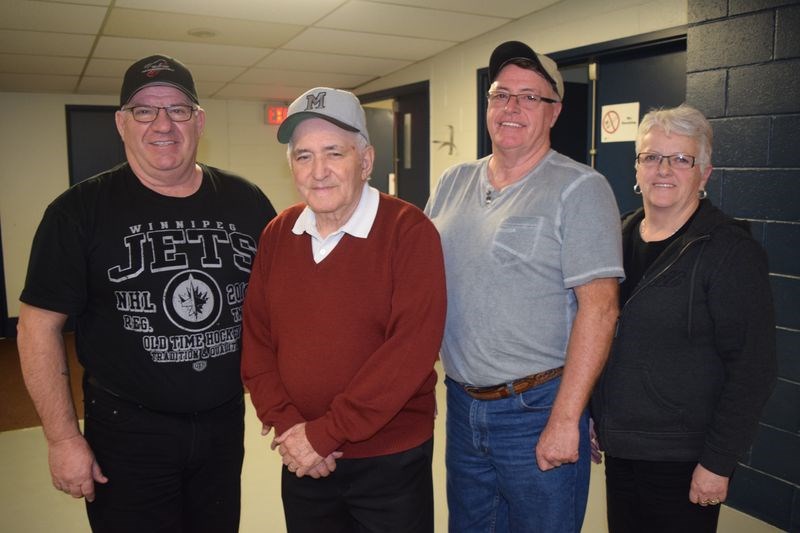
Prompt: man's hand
<box><xmin>48</xmin><ymin>434</ymin><xmax>107</xmax><ymax>502</ymax></box>
<box><xmin>535</xmin><ymin>418</ymin><xmax>579</xmax><ymax>471</ymax></box>
<box><xmin>690</xmin><ymin>464</ymin><xmax>729</xmax><ymax>507</ymax></box>
<box><xmin>273</xmin><ymin>423</ymin><xmax>328</xmax><ymax>478</ymax></box>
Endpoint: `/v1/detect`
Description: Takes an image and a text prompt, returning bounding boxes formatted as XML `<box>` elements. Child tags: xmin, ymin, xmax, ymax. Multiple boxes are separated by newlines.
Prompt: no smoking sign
<box><xmin>600</xmin><ymin>102</ymin><xmax>639</xmax><ymax>143</ymax></box>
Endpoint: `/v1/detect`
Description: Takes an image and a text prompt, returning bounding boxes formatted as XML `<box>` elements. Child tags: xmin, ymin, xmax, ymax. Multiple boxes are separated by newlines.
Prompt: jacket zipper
<box><xmin>615</xmin><ymin>234</ymin><xmax>711</xmax><ymax>337</ymax></box>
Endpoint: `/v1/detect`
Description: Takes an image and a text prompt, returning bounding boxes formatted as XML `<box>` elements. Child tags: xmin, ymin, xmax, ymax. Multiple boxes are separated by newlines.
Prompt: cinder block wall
<box><xmin>686</xmin><ymin>1</ymin><xmax>800</xmax><ymax>530</ymax></box>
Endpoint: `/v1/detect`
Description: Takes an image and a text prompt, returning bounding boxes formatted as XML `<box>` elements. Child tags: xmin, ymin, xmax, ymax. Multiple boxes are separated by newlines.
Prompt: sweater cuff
<box><xmin>699</xmin><ymin>448</ymin><xmax>738</xmax><ymax>477</ymax></box>
<box><xmin>305</xmin><ymin>417</ymin><xmax>343</xmax><ymax>458</ymax></box>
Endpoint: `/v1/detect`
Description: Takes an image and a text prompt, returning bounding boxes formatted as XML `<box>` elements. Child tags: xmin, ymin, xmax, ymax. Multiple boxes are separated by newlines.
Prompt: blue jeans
<box><xmin>445</xmin><ymin>376</ymin><xmax>590</xmax><ymax>533</ymax></box>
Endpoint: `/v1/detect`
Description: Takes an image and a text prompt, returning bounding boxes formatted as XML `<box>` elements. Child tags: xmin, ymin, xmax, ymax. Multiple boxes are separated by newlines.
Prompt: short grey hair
<box><xmin>286</xmin><ymin>128</ymin><xmax>370</xmax><ymax>169</ymax></box>
<box><xmin>635</xmin><ymin>104</ymin><xmax>713</xmax><ymax>173</ymax></box>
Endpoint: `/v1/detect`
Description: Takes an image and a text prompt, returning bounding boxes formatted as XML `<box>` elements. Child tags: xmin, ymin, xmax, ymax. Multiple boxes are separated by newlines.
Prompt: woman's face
<box><xmin>635</xmin><ymin>128</ymin><xmax>712</xmax><ymax>215</ymax></box>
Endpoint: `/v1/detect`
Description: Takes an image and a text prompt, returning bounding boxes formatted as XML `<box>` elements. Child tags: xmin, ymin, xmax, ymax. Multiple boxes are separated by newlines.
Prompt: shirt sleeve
<box><xmin>20</xmin><ymin>199</ymin><xmax>89</xmax><ymax>315</ymax></box>
<box><xmin>560</xmin><ymin>173</ymin><xmax>625</xmax><ymax>288</ymax></box>
<box><xmin>240</xmin><ymin>223</ymin><xmax>306</xmax><ymax>434</ymax></box>
<box><xmin>699</xmin><ymin>237</ymin><xmax>777</xmax><ymax>476</ymax></box>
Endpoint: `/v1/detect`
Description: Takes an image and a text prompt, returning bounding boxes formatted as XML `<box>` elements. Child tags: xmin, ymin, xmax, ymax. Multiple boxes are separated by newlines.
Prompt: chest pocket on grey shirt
<box><xmin>492</xmin><ymin>217</ymin><xmax>542</xmax><ymax>265</ymax></box>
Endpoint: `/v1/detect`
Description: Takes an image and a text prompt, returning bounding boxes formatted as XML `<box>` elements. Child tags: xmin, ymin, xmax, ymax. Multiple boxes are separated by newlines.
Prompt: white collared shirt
<box><xmin>291</xmin><ymin>182</ymin><xmax>379</xmax><ymax>263</ymax></box>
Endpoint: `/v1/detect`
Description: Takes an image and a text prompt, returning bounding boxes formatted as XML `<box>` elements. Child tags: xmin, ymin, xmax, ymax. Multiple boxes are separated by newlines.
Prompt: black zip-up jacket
<box><xmin>592</xmin><ymin>200</ymin><xmax>776</xmax><ymax>477</ymax></box>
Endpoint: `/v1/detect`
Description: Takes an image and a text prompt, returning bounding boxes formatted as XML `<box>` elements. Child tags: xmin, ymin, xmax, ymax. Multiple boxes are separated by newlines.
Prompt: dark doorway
<box><xmin>360</xmin><ymin>81</ymin><xmax>430</xmax><ymax>210</ymax></box>
<box><xmin>0</xmin><ymin>219</ymin><xmax>7</xmax><ymax>337</ymax></box>
<box><xmin>477</xmin><ymin>28</ymin><xmax>687</xmax><ymax>214</ymax></box>
<box><xmin>66</xmin><ymin>105</ymin><xmax>125</xmax><ymax>186</ymax></box>
<box><xmin>590</xmin><ymin>45</ymin><xmax>686</xmax><ymax>214</ymax></box>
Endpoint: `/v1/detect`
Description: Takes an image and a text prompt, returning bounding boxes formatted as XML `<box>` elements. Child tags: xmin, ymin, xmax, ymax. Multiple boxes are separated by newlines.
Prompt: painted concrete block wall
<box><xmin>687</xmin><ymin>1</ymin><xmax>800</xmax><ymax>530</ymax></box>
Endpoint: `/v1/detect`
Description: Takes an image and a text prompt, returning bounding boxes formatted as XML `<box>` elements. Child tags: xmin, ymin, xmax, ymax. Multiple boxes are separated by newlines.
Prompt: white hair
<box><xmin>636</xmin><ymin>104</ymin><xmax>713</xmax><ymax>173</ymax></box>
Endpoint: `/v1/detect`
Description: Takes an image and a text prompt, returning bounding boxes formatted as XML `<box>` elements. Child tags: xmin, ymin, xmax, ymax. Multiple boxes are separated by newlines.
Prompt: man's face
<box><xmin>487</xmin><ymin>64</ymin><xmax>562</xmax><ymax>157</ymax></box>
<box><xmin>289</xmin><ymin>118</ymin><xmax>374</xmax><ymax>228</ymax></box>
<box><xmin>115</xmin><ymin>85</ymin><xmax>205</xmax><ymax>182</ymax></box>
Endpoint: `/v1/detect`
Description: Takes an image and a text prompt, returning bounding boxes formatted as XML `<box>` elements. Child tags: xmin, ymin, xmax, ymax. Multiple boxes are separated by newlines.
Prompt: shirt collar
<box><xmin>292</xmin><ymin>182</ymin><xmax>379</xmax><ymax>239</ymax></box>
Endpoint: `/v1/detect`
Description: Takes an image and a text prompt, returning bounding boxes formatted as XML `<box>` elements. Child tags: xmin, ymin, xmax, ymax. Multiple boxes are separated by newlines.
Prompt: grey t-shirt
<box><xmin>425</xmin><ymin>151</ymin><xmax>624</xmax><ymax>386</ymax></box>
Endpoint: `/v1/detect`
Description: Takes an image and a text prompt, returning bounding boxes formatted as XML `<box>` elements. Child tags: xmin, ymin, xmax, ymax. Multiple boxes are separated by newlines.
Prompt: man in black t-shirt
<box><xmin>17</xmin><ymin>55</ymin><xmax>276</xmax><ymax>533</ymax></box>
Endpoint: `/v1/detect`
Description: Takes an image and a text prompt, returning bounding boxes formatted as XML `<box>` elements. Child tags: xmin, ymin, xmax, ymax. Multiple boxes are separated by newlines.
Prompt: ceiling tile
<box><xmin>76</xmin><ymin>76</ymin><xmax>122</xmax><ymax>96</ymax></box>
<box><xmin>104</xmin><ymin>8</ymin><xmax>304</xmax><ymax>48</ymax></box>
<box><xmin>366</xmin><ymin>0</ymin><xmax>560</xmax><ymax>19</ymax></box>
<box><xmin>83</xmin><ymin>57</ymin><xmax>143</xmax><ymax>78</ymax></box>
<box><xmin>0</xmin><ymin>30</ymin><xmax>95</xmax><ymax>56</ymax></box>
<box><xmin>235</xmin><ymin>68</ymin><xmax>371</xmax><ymax>88</ymax></box>
<box><xmin>285</xmin><ymin>28</ymin><xmax>455</xmax><ymax>61</ymax></box>
<box><xmin>0</xmin><ymin>54</ymin><xmax>85</xmax><ymax>75</ymax></box>
<box><xmin>0</xmin><ymin>72</ymin><xmax>77</xmax><ymax>93</ymax></box>
<box><xmin>213</xmin><ymin>83</ymin><xmax>311</xmax><ymax>102</ymax></box>
<box><xmin>78</xmin><ymin>75</ymin><xmax>226</xmax><ymax>99</ymax></box>
<box><xmin>114</xmin><ymin>0</ymin><xmax>347</xmax><ymax>25</ymax></box>
<box><xmin>93</xmin><ymin>36</ymin><xmax>270</xmax><ymax>66</ymax></box>
<box><xmin>0</xmin><ymin>0</ymin><xmax>107</xmax><ymax>34</ymax></box>
<box><xmin>39</xmin><ymin>0</ymin><xmax>110</xmax><ymax>6</ymax></box>
<box><xmin>319</xmin><ymin>1</ymin><xmax>510</xmax><ymax>41</ymax></box>
<box><xmin>257</xmin><ymin>50</ymin><xmax>412</xmax><ymax>76</ymax></box>
<box><xmin>0</xmin><ymin>0</ymin><xmax>564</xmax><ymax>101</ymax></box>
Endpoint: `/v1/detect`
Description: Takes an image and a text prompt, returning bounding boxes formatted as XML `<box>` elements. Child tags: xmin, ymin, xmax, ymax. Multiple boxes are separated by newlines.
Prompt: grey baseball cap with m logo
<box><xmin>277</xmin><ymin>87</ymin><xmax>370</xmax><ymax>144</ymax></box>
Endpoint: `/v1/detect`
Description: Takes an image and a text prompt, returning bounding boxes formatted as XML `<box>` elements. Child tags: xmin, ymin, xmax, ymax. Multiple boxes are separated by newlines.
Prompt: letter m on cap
<box><xmin>305</xmin><ymin>91</ymin><xmax>326</xmax><ymax>110</ymax></box>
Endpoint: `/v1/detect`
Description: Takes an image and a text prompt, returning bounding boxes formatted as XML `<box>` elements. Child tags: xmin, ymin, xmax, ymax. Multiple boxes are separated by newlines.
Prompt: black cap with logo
<box><xmin>120</xmin><ymin>55</ymin><xmax>198</xmax><ymax>107</ymax></box>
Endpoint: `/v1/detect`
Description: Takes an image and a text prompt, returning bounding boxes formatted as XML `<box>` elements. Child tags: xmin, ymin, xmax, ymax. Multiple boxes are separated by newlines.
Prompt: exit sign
<box><xmin>266</xmin><ymin>105</ymin><xmax>289</xmax><ymax>125</ymax></box>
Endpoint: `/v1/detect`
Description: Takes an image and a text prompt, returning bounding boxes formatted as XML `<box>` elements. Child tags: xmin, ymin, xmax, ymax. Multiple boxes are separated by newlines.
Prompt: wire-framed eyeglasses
<box><xmin>635</xmin><ymin>152</ymin><xmax>696</xmax><ymax>170</ymax></box>
<box><xmin>122</xmin><ymin>105</ymin><xmax>197</xmax><ymax>123</ymax></box>
<box><xmin>487</xmin><ymin>90</ymin><xmax>559</xmax><ymax>109</ymax></box>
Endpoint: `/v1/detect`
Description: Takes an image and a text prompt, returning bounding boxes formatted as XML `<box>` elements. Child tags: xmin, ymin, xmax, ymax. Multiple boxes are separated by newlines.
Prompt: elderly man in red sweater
<box><xmin>241</xmin><ymin>87</ymin><xmax>447</xmax><ymax>533</ymax></box>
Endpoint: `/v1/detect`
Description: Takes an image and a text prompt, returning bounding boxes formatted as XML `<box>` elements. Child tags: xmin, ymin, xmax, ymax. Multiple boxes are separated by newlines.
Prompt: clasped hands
<box><xmin>265</xmin><ymin>422</ymin><xmax>342</xmax><ymax>479</ymax></box>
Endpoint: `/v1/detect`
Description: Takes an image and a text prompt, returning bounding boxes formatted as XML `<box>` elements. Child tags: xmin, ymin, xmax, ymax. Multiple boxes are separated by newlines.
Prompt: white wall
<box><xmin>356</xmin><ymin>0</ymin><xmax>688</xmax><ymax>186</ymax></box>
<box><xmin>0</xmin><ymin>92</ymin><xmax>298</xmax><ymax>317</ymax></box>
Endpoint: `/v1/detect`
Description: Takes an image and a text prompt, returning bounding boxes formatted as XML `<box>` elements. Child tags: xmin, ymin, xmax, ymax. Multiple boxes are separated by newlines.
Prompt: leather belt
<box><xmin>462</xmin><ymin>366</ymin><xmax>564</xmax><ymax>401</ymax></box>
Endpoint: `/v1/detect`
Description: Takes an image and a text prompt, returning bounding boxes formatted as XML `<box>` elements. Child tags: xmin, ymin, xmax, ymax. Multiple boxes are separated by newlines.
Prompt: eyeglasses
<box><xmin>122</xmin><ymin>105</ymin><xmax>197</xmax><ymax>123</ymax></box>
<box><xmin>635</xmin><ymin>152</ymin><xmax>696</xmax><ymax>170</ymax></box>
<box><xmin>487</xmin><ymin>90</ymin><xmax>559</xmax><ymax>109</ymax></box>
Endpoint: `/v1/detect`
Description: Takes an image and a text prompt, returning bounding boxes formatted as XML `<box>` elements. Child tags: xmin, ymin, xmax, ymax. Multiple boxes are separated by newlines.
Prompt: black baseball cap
<box><xmin>488</xmin><ymin>41</ymin><xmax>564</xmax><ymax>100</ymax></box>
<box><xmin>120</xmin><ymin>55</ymin><xmax>198</xmax><ymax>107</ymax></box>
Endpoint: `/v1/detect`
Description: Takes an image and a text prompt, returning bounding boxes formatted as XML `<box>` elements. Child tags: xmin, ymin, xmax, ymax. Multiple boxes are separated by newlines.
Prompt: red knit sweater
<box><xmin>241</xmin><ymin>194</ymin><xmax>446</xmax><ymax>458</ymax></box>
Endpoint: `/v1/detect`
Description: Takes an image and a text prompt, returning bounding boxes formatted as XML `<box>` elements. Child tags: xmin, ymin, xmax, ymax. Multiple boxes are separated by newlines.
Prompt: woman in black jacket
<box><xmin>591</xmin><ymin>104</ymin><xmax>776</xmax><ymax>533</ymax></box>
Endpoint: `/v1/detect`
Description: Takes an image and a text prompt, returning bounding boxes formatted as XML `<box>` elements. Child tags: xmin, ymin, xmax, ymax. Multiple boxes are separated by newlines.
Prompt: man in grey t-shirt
<box><xmin>425</xmin><ymin>41</ymin><xmax>623</xmax><ymax>533</ymax></box>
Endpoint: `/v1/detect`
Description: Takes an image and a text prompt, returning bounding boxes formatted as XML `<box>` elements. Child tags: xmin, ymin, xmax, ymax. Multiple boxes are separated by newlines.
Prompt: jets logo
<box><xmin>163</xmin><ymin>270</ymin><xmax>222</xmax><ymax>332</ymax></box>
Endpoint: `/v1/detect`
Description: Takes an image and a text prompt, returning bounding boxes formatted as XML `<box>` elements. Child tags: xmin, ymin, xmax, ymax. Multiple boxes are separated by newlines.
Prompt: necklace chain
<box><xmin>639</xmin><ymin>218</ymin><xmax>680</xmax><ymax>239</ymax></box>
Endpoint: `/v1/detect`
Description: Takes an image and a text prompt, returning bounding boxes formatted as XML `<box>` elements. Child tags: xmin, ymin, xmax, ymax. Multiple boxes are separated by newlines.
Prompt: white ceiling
<box><xmin>0</xmin><ymin>0</ymin><xmax>560</xmax><ymax>103</ymax></box>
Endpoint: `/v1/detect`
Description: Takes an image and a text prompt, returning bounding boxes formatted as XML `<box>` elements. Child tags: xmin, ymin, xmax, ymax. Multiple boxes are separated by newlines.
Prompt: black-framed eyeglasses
<box><xmin>635</xmin><ymin>152</ymin><xmax>696</xmax><ymax>170</ymax></box>
<box><xmin>122</xmin><ymin>105</ymin><xmax>197</xmax><ymax>123</ymax></box>
<box><xmin>487</xmin><ymin>90</ymin><xmax>559</xmax><ymax>109</ymax></box>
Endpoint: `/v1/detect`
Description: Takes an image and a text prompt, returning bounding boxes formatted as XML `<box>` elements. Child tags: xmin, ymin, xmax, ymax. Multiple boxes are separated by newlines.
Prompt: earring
<box><xmin>698</xmin><ymin>189</ymin><xmax>708</xmax><ymax>200</ymax></box>
<box><xmin>633</xmin><ymin>183</ymin><xmax>642</xmax><ymax>195</ymax></box>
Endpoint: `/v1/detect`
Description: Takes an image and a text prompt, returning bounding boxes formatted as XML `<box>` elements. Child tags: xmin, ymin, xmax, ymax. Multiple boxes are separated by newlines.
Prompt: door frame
<box><xmin>0</xmin><ymin>218</ymin><xmax>7</xmax><ymax>338</ymax></box>
<box><xmin>359</xmin><ymin>81</ymin><xmax>430</xmax><ymax>208</ymax></box>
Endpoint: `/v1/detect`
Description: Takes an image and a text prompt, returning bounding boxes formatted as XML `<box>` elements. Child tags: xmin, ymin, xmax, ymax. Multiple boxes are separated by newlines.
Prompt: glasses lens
<box><xmin>167</xmin><ymin>106</ymin><xmax>193</xmax><ymax>121</ymax></box>
<box><xmin>671</xmin><ymin>155</ymin><xmax>694</xmax><ymax>169</ymax></box>
<box><xmin>131</xmin><ymin>106</ymin><xmax>157</xmax><ymax>122</ymax></box>
<box><xmin>638</xmin><ymin>153</ymin><xmax>660</xmax><ymax>166</ymax></box>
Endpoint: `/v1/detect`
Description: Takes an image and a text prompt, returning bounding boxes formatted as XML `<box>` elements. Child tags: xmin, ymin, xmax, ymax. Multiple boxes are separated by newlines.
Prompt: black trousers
<box><xmin>83</xmin><ymin>379</ymin><xmax>245</xmax><ymax>533</ymax></box>
<box><xmin>605</xmin><ymin>455</ymin><xmax>722</xmax><ymax>533</ymax></box>
<box><xmin>282</xmin><ymin>438</ymin><xmax>434</xmax><ymax>533</ymax></box>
